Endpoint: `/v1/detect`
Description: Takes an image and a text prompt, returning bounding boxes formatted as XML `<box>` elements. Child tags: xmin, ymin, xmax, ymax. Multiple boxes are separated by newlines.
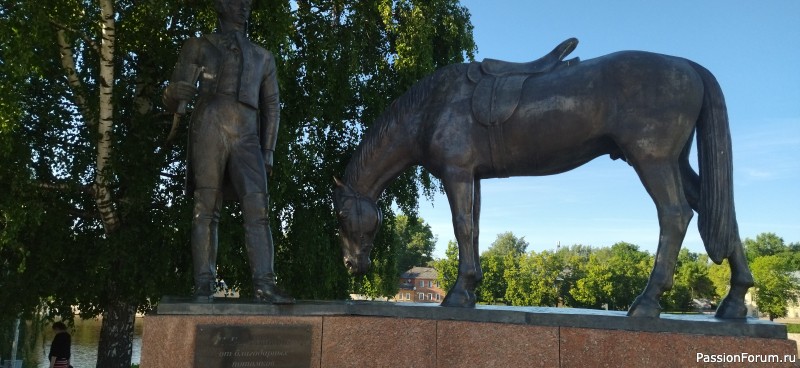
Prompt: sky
<box><xmin>418</xmin><ymin>0</ymin><xmax>800</xmax><ymax>259</ymax></box>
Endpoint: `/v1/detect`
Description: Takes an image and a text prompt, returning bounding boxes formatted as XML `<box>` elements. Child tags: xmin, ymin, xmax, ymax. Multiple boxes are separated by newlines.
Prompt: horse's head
<box><xmin>333</xmin><ymin>178</ymin><xmax>382</xmax><ymax>275</ymax></box>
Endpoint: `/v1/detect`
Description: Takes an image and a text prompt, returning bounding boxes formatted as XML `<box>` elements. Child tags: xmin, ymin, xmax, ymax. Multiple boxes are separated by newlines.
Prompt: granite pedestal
<box><xmin>141</xmin><ymin>299</ymin><xmax>798</xmax><ymax>367</ymax></box>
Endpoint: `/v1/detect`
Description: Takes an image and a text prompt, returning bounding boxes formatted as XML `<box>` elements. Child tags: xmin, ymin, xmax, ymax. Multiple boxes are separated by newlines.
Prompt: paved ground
<box><xmin>765</xmin><ymin>318</ymin><xmax>799</xmax><ymax>355</ymax></box>
<box><xmin>789</xmin><ymin>334</ymin><xmax>799</xmax><ymax>355</ymax></box>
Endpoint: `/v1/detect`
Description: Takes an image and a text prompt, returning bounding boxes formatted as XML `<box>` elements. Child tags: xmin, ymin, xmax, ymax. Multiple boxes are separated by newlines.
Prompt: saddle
<box><xmin>468</xmin><ymin>38</ymin><xmax>580</xmax><ymax>177</ymax></box>
<box><xmin>468</xmin><ymin>37</ymin><xmax>580</xmax><ymax>127</ymax></box>
<box><xmin>471</xmin><ymin>37</ymin><xmax>579</xmax><ymax>80</ymax></box>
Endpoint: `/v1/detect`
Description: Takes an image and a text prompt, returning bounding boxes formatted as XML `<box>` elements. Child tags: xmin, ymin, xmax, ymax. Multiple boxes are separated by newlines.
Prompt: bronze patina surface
<box><xmin>334</xmin><ymin>39</ymin><xmax>753</xmax><ymax>318</ymax></box>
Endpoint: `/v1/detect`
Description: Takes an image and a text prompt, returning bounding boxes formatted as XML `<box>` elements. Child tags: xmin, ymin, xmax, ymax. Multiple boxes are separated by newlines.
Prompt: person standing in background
<box><xmin>48</xmin><ymin>322</ymin><xmax>70</xmax><ymax>368</ymax></box>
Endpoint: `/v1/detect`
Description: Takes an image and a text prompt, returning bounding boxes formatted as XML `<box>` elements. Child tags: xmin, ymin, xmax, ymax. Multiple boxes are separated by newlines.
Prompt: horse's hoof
<box><xmin>627</xmin><ymin>296</ymin><xmax>661</xmax><ymax>318</ymax></box>
<box><xmin>715</xmin><ymin>295</ymin><xmax>747</xmax><ymax>319</ymax></box>
<box><xmin>440</xmin><ymin>289</ymin><xmax>476</xmax><ymax>308</ymax></box>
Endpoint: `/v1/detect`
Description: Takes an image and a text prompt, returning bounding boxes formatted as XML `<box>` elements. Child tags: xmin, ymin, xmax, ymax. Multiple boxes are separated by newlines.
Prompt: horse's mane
<box><xmin>343</xmin><ymin>68</ymin><xmax>447</xmax><ymax>185</ymax></box>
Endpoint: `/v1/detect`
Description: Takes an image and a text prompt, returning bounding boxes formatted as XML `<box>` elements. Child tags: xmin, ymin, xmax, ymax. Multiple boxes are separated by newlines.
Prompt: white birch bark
<box><xmin>94</xmin><ymin>0</ymin><xmax>120</xmax><ymax>233</ymax></box>
<box><xmin>56</xmin><ymin>29</ymin><xmax>96</xmax><ymax>127</ymax></box>
<box><xmin>56</xmin><ymin>11</ymin><xmax>119</xmax><ymax>232</ymax></box>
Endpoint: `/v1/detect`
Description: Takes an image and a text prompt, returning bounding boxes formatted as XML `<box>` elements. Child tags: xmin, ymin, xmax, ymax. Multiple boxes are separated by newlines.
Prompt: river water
<box><xmin>30</xmin><ymin>318</ymin><xmax>143</xmax><ymax>368</ymax></box>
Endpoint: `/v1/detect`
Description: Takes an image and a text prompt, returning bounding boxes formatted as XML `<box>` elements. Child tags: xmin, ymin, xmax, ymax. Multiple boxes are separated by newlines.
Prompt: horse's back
<box><xmin>517</xmin><ymin>50</ymin><xmax>704</xmax><ymax>114</ymax></box>
<box><xmin>491</xmin><ymin>51</ymin><xmax>705</xmax><ymax>176</ymax></box>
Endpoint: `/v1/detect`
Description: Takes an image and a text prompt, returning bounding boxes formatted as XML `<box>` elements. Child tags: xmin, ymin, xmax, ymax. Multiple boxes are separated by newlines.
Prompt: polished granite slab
<box><xmin>156</xmin><ymin>297</ymin><xmax>787</xmax><ymax>339</ymax></box>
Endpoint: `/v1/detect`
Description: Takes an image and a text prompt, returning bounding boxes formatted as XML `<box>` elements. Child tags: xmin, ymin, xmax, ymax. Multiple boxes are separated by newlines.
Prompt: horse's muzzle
<box><xmin>343</xmin><ymin>254</ymin><xmax>371</xmax><ymax>275</ymax></box>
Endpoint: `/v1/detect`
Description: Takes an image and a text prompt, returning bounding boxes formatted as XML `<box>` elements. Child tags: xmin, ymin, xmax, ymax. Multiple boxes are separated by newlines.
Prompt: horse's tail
<box><xmin>690</xmin><ymin>61</ymin><xmax>740</xmax><ymax>264</ymax></box>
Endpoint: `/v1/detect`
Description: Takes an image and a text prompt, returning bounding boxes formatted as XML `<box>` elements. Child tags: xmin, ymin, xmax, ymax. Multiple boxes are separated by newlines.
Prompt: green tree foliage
<box><xmin>707</xmin><ymin>259</ymin><xmax>732</xmax><ymax>302</ymax></box>
<box><xmin>744</xmin><ymin>233</ymin><xmax>791</xmax><ymax>263</ymax></box>
<box><xmin>750</xmin><ymin>255</ymin><xmax>800</xmax><ymax>321</ymax></box>
<box><xmin>743</xmin><ymin>233</ymin><xmax>800</xmax><ymax>274</ymax></box>
<box><xmin>661</xmin><ymin>249</ymin><xmax>716</xmax><ymax>312</ymax></box>
<box><xmin>744</xmin><ymin>233</ymin><xmax>800</xmax><ymax>320</ymax></box>
<box><xmin>504</xmin><ymin>250</ymin><xmax>564</xmax><ymax>307</ymax></box>
<box><xmin>570</xmin><ymin>242</ymin><xmax>652</xmax><ymax>311</ymax></box>
<box><xmin>476</xmin><ymin>232</ymin><xmax>528</xmax><ymax>303</ymax></box>
<box><xmin>476</xmin><ymin>252</ymin><xmax>507</xmax><ymax>303</ymax></box>
<box><xmin>1</xmin><ymin>2</ymin><xmax>207</xmax><ymax>365</ymax></box>
<box><xmin>357</xmin><ymin>215</ymin><xmax>436</xmax><ymax>299</ymax></box>
<box><xmin>434</xmin><ymin>232</ymin><xmax>799</xmax><ymax>316</ymax></box>
<box><xmin>553</xmin><ymin>244</ymin><xmax>592</xmax><ymax>307</ymax></box>
<box><xmin>482</xmin><ymin>231</ymin><xmax>529</xmax><ymax>258</ymax></box>
<box><xmin>432</xmin><ymin>240</ymin><xmax>459</xmax><ymax>292</ymax></box>
<box><xmin>0</xmin><ymin>0</ymin><xmax>475</xmax><ymax>366</ymax></box>
<box><xmin>787</xmin><ymin>242</ymin><xmax>800</xmax><ymax>270</ymax></box>
<box><xmin>394</xmin><ymin>215</ymin><xmax>437</xmax><ymax>273</ymax></box>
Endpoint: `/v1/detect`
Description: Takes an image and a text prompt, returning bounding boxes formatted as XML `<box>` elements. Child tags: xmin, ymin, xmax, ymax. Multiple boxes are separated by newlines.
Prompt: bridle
<box><xmin>337</xmin><ymin>184</ymin><xmax>381</xmax><ymax>255</ymax></box>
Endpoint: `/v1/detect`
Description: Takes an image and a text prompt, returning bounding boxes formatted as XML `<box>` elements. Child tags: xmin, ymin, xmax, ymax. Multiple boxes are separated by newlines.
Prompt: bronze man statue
<box><xmin>164</xmin><ymin>0</ymin><xmax>293</xmax><ymax>303</ymax></box>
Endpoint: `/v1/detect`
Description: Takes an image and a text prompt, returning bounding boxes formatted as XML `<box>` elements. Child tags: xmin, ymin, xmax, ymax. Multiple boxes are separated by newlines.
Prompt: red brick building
<box><xmin>396</xmin><ymin>266</ymin><xmax>445</xmax><ymax>303</ymax></box>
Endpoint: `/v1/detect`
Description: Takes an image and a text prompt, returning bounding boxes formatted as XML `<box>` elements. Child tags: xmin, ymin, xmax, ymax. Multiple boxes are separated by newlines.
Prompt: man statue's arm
<box><xmin>163</xmin><ymin>38</ymin><xmax>202</xmax><ymax>113</ymax></box>
<box><xmin>259</xmin><ymin>51</ymin><xmax>280</xmax><ymax>172</ymax></box>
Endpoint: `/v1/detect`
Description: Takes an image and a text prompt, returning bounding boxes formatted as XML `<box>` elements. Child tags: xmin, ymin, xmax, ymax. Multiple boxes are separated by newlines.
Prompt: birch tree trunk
<box><xmin>96</xmin><ymin>298</ymin><xmax>137</xmax><ymax>368</ymax></box>
<box><xmin>94</xmin><ymin>4</ymin><xmax>137</xmax><ymax>367</ymax></box>
<box><xmin>56</xmin><ymin>0</ymin><xmax>135</xmax><ymax>365</ymax></box>
<box><xmin>95</xmin><ymin>0</ymin><xmax>120</xmax><ymax>233</ymax></box>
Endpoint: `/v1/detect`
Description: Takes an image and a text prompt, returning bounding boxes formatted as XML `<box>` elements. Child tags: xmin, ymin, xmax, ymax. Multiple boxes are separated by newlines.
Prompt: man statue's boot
<box><xmin>241</xmin><ymin>192</ymin><xmax>295</xmax><ymax>304</ymax></box>
<box><xmin>191</xmin><ymin>188</ymin><xmax>222</xmax><ymax>302</ymax></box>
<box><xmin>254</xmin><ymin>275</ymin><xmax>295</xmax><ymax>304</ymax></box>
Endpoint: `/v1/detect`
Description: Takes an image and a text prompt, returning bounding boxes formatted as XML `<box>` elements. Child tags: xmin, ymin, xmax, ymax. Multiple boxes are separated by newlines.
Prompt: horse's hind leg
<box><xmin>679</xmin><ymin>141</ymin><xmax>753</xmax><ymax>318</ymax></box>
<box><xmin>715</xmin><ymin>244</ymin><xmax>753</xmax><ymax>318</ymax></box>
<box><xmin>627</xmin><ymin>160</ymin><xmax>694</xmax><ymax>318</ymax></box>
<box><xmin>440</xmin><ymin>174</ymin><xmax>480</xmax><ymax>308</ymax></box>
<box><xmin>679</xmin><ymin>136</ymin><xmax>700</xmax><ymax>210</ymax></box>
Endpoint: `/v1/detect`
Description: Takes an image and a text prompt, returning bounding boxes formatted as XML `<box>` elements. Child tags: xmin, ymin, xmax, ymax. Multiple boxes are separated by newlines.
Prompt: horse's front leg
<box><xmin>472</xmin><ymin>179</ymin><xmax>483</xmax><ymax>283</ymax></box>
<box><xmin>441</xmin><ymin>175</ymin><xmax>480</xmax><ymax>308</ymax></box>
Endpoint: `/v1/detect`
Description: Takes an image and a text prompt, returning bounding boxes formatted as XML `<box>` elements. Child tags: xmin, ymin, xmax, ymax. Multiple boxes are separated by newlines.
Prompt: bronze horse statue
<box><xmin>334</xmin><ymin>38</ymin><xmax>753</xmax><ymax>318</ymax></box>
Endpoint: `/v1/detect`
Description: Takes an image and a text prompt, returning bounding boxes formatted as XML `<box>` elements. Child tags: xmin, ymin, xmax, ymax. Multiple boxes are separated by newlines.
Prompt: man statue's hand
<box><xmin>263</xmin><ymin>150</ymin><xmax>274</xmax><ymax>174</ymax></box>
<box><xmin>166</xmin><ymin>81</ymin><xmax>198</xmax><ymax>103</ymax></box>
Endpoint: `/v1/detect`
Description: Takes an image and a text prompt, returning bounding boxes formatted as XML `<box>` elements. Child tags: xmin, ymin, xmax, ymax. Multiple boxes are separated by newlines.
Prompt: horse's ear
<box><xmin>333</xmin><ymin>176</ymin><xmax>345</xmax><ymax>188</ymax></box>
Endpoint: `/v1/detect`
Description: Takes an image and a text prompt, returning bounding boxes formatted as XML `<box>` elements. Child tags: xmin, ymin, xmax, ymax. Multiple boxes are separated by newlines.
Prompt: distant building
<box><xmin>785</xmin><ymin>271</ymin><xmax>800</xmax><ymax>319</ymax></box>
<box><xmin>396</xmin><ymin>266</ymin><xmax>445</xmax><ymax>303</ymax></box>
<box><xmin>349</xmin><ymin>294</ymin><xmax>389</xmax><ymax>301</ymax></box>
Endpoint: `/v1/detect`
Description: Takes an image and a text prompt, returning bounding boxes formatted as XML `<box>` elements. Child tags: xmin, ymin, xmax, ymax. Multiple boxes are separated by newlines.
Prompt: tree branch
<box><xmin>36</xmin><ymin>182</ymin><xmax>72</xmax><ymax>191</ymax></box>
<box><xmin>55</xmin><ymin>29</ymin><xmax>97</xmax><ymax>128</ymax></box>
<box><xmin>36</xmin><ymin>181</ymin><xmax>93</xmax><ymax>194</ymax></box>
<box><xmin>49</xmin><ymin>19</ymin><xmax>100</xmax><ymax>54</ymax></box>
<box><xmin>159</xmin><ymin>172</ymin><xmax>182</xmax><ymax>180</ymax></box>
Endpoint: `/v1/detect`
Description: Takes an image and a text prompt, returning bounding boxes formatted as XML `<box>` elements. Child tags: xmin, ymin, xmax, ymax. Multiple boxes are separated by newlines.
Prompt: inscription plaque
<box><xmin>194</xmin><ymin>324</ymin><xmax>313</xmax><ymax>368</ymax></box>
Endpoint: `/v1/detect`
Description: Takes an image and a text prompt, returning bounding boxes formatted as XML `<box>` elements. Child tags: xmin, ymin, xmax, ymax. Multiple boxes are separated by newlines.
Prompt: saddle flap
<box><xmin>471</xmin><ymin>75</ymin><xmax>528</xmax><ymax>127</ymax></box>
